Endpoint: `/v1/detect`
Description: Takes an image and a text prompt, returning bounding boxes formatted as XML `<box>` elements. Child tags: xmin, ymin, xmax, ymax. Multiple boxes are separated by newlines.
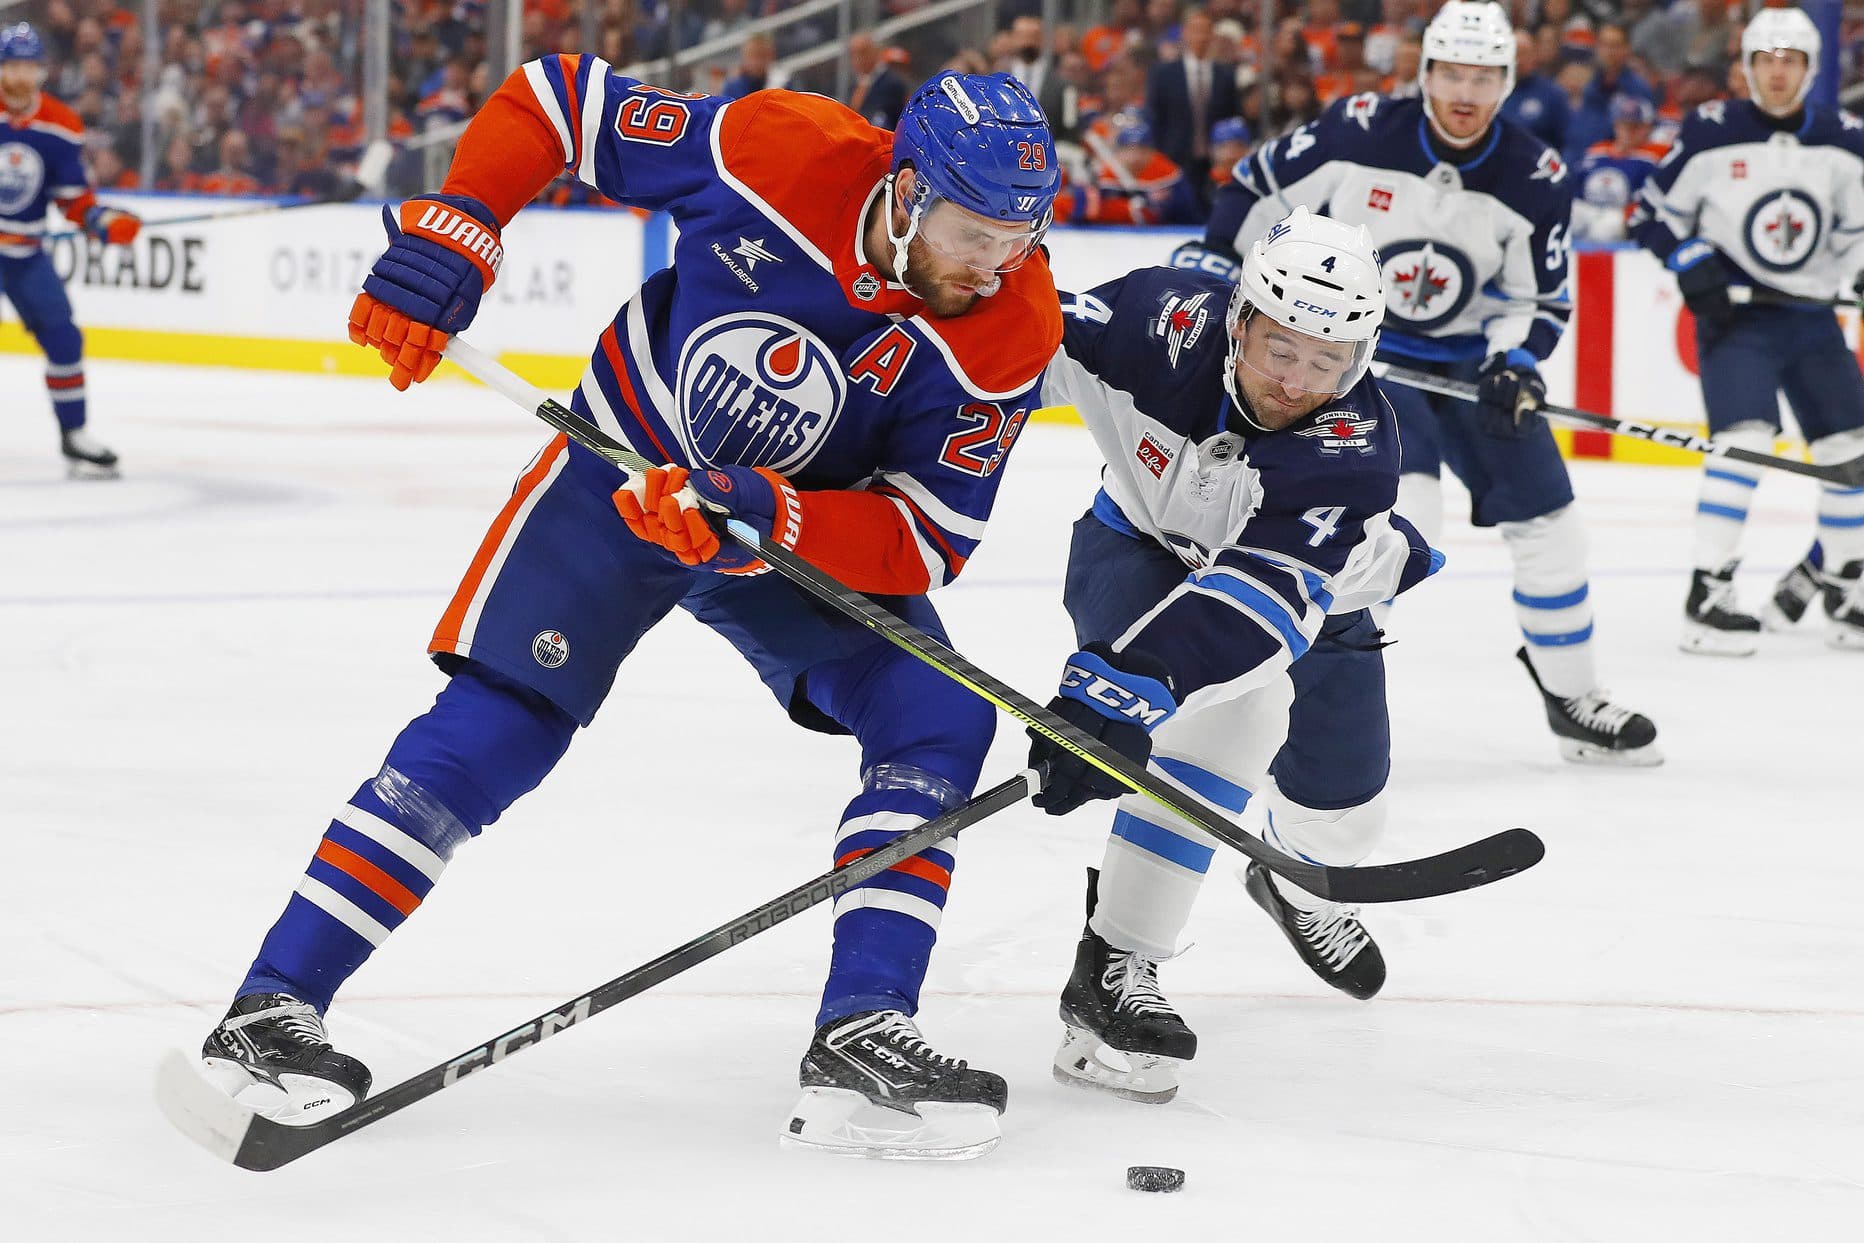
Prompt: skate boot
<box><xmin>1052</xmin><ymin>868</ymin><xmax>1196</xmax><ymax>1105</ymax></box>
<box><xmin>1762</xmin><ymin>553</ymin><xmax>1829</xmax><ymax>631</ymax></box>
<box><xmin>60</xmin><ymin>427</ymin><xmax>120</xmax><ymax>479</ymax></box>
<box><xmin>783</xmin><ymin>1009</ymin><xmax>1006</xmax><ymax>1160</ymax></box>
<box><xmin>1828</xmin><ymin>563</ymin><xmax>1864</xmax><ymax>651</ymax></box>
<box><xmin>1243</xmin><ymin>862</ymin><xmax>1385</xmax><ymax>999</ymax></box>
<box><xmin>199</xmin><ymin>992</ymin><xmax>372</xmax><ymax>1126</ymax></box>
<box><xmin>1515</xmin><ymin>647</ymin><xmax>1662</xmax><ymax>766</ymax></box>
<box><xmin>1681</xmin><ymin>563</ymin><xmax>1761</xmax><ymax>656</ymax></box>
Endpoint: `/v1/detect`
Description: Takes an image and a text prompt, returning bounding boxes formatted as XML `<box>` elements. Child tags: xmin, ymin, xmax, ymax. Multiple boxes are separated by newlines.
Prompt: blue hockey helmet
<box><xmin>0</xmin><ymin>22</ymin><xmax>45</xmax><ymax>63</ymax></box>
<box><xmin>886</xmin><ymin>71</ymin><xmax>1057</xmax><ymax>293</ymax></box>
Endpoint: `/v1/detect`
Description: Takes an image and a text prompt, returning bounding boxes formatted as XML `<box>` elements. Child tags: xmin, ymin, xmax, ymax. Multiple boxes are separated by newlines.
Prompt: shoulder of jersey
<box><xmin>1807</xmin><ymin>106</ymin><xmax>1864</xmax><ymax>154</ymax></box>
<box><xmin>909</xmin><ymin>250</ymin><xmax>1063</xmax><ymax>401</ymax></box>
<box><xmin>1318</xmin><ymin>91</ymin><xmax>1413</xmax><ymax>150</ymax></box>
<box><xmin>715</xmin><ymin>89</ymin><xmax>892</xmax><ymax>259</ymax></box>
<box><xmin>1488</xmin><ymin>120</ymin><xmax>1572</xmax><ymax>195</ymax></box>
<box><xmin>25</xmin><ymin>95</ymin><xmax>83</xmax><ymax>141</ymax></box>
<box><xmin>1674</xmin><ymin>100</ymin><xmax>1755</xmax><ymax>149</ymax></box>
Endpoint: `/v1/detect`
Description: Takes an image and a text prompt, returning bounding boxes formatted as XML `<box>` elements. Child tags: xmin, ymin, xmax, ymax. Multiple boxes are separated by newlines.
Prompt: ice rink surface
<box><xmin>3</xmin><ymin>355</ymin><xmax>1861</xmax><ymax>1242</ymax></box>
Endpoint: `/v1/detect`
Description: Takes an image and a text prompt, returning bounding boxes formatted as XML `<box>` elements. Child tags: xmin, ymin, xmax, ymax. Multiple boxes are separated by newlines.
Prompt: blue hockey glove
<box><xmin>348</xmin><ymin>193</ymin><xmax>502</xmax><ymax>390</ymax></box>
<box><xmin>613</xmin><ymin>463</ymin><xmax>799</xmax><ymax>575</ymax></box>
<box><xmin>1476</xmin><ymin>350</ymin><xmax>1546</xmax><ymax>437</ymax></box>
<box><xmin>1028</xmin><ymin>642</ymin><xmax>1178</xmax><ymax>816</ymax></box>
<box><xmin>1668</xmin><ymin>240</ymin><xmax>1735</xmax><ymax>327</ymax></box>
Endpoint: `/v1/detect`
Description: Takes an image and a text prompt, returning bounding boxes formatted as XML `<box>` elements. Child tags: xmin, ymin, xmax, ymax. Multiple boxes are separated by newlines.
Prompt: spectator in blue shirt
<box><xmin>1564</xmin><ymin>21</ymin><xmax>1659</xmax><ymax>163</ymax></box>
<box><xmin>1503</xmin><ymin>28</ymin><xmax>1570</xmax><ymax>152</ymax></box>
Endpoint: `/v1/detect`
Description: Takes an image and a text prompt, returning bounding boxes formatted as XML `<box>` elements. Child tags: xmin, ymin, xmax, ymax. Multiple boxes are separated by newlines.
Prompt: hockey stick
<box><xmin>1729</xmin><ymin>286</ymin><xmax>1855</xmax><ymax>312</ymax></box>
<box><xmin>444</xmin><ymin>337</ymin><xmax>1544</xmax><ymax>905</ymax></box>
<box><xmin>1374</xmin><ymin>362</ymin><xmax>1864</xmax><ymax>487</ymax></box>
<box><xmin>156</xmin><ymin>770</ymin><xmax>1040</xmax><ymax>1171</ymax></box>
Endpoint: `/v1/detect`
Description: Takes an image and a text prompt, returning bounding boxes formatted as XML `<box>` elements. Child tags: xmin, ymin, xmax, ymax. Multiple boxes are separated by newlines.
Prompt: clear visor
<box><xmin>1424</xmin><ymin>60</ymin><xmax>1508</xmax><ymax>105</ymax></box>
<box><xmin>1235</xmin><ymin>312</ymin><xmax>1373</xmax><ymax>396</ymax></box>
<box><xmin>914</xmin><ymin>193</ymin><xmax>1049</xmax><ymax>276</ymax></box>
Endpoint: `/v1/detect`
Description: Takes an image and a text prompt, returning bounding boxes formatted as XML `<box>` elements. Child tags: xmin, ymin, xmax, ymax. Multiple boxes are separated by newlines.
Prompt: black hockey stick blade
<box><xmin>156</xmin><ymin>771</ymin><xmax>1039</xmax><ymax>1171</ymax></box>
<box><xmin>441</xmin><ymin>338</ymin><xmax>1545</xmax><ymax>904</ymax></box>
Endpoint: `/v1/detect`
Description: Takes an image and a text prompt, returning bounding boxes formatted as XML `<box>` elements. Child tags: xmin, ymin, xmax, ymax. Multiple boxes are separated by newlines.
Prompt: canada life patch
<box><xmin>1136</xmin><ymin>433</ymin><xmax>1175</xmax><ymax>478</ymax></box>
<box><xmin>675</xmin><ymin>313</ymin><xmax>846</xmax><ymax>474</ymax></box>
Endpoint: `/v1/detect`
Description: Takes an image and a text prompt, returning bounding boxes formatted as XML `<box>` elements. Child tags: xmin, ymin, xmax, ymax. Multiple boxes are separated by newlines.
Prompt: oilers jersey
<box><xmin>0</xmin><ymin>92</ymin><xmax>94</xmax><ymax>257</ymax></box>
<box><xmin>1632</xmin><ymin>99</ymin><xmax>1864</xmax><ymax>298</ymax></box>
<box><xmin>1573</xmin><ymin>140</ymin><xmax>1664</xmax><ymax>241</ymax></box>
<box><xmin>446</xmin><ymin>57</ymin><xmax>1062</xmax><ymax>594</ymax></box>
<box><xmin>1203</xmin><ymin>93</ymin><xmax>1573</xmax><ymax>365</ymax></box>
<box><xmin>1041</xmin><ymin>266</ymin><xmax>1429</xmax><ymax>704</ymax></box>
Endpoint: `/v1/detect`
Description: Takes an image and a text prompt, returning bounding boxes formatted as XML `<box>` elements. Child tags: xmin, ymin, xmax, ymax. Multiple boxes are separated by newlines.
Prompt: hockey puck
<box><xmin>1126</xmin><ymin>1165</ymin><xmax>1185</xmax><ymax>1193</ymax></box>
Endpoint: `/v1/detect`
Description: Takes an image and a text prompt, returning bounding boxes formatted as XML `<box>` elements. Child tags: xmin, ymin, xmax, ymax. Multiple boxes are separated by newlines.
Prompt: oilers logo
<box><xmin>1581</xmin><ymin>165</ymin><xmax>1631</xmax><ymax>209</ymax></box>
<box><xmin>0</xmin><ymin>142</ymin><xmax>45</xmax><ymax>216</ymax></box>
<box><xmin>1377</xmin><ymin>240</ymin><xmax>1474</xmax><ymax>333</ymax></box>
<box><xmin>675</xmin><ymin>314</ymin><xmax>846</xmax><ymax>473</ymax></box>
<box><xmin>1743</xmin><ymin>189</ymin><xmax>1822</xmax><ymax>273</ymax></box>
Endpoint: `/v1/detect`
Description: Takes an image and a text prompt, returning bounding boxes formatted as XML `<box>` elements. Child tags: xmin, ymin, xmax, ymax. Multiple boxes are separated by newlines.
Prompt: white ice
<box><xmin>3</xmin><ymin>355</ymin><xmax>1861</xmax><ymax>1242</ymax></box>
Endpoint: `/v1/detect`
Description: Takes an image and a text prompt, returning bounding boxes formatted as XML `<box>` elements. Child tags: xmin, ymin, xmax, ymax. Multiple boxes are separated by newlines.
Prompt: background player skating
<box><xmin>1630</xmin><ymin>5</ymin><xmax>1864</xmax><ymax>654</ymax></box>
<box><xmin>195</xmin><ymin>64</ymin><xmax>1061</xmax><ymax>1161</ymax></box>
<box><xmin>0</xmin><ymin>22</ymin><xmax>139</xmax><ymax>477</ymax></box>
<box><xmin>1030</xmin><ymin>209</ymin><xmax>1440</xmax><ymax>1102</ymax></box>
<box><xmin>1189</xmin><ymin>1</ymin><xmax>1661</xmax><ymax>766</ymax></box>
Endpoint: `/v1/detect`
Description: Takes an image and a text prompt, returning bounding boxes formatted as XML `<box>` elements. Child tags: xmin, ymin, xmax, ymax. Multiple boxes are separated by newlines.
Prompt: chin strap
<box><xmin>883</xmin><ymin>173</ymin><xmax>922</xmax><ymax>291</ymax></box>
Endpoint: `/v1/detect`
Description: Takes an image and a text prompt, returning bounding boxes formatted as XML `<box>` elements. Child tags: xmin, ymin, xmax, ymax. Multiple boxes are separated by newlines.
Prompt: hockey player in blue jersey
<box><xmin>195</xmin><ymin>66</ymin><xmax>1062</xmax><ymax>1160</ymax></box>
<box><xmin>1631</xmin><ymin>6</ymin><xmax>1864</xmax><ymax>654</ymax></box>
<box><xmin>1186</xmin><ymin>0</ymin><xmax>1660</xmax><ymax>766</ymax></box>
<box><xmin>0</xmin><ymin>22</ymin><xmax>139</xmax><ymax>477</ymax></box>
<box><xmin>1031</xmin><ymin>209</ymin><xmax>1441</xmax><ymax>1101</ymax></box>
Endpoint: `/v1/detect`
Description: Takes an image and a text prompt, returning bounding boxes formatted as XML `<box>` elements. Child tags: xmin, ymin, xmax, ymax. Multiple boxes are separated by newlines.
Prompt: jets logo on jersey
<box><xmin>676</xmin><ymin>314</ymin><xmax>847</xmax><ymax>473</ymax></box>
<box><xmin>1294</xmin><ymin>410</ymin><xmax>1379</xmax><ymax>456</ymax></box>
<box><xmin>0</xmin><ymin>142</ymin><xmax>45</xmax><ymax>216</ymax></box>
<box><xmin>1377</xmin><ymin>240</ymin><xmax>1475</xmax><ymax>332</ymax></box>
<box><xmin>1531</xmin><ymin>149</ymin><xmax>1568</xmax><ymax>184</ymax></box>
<box><xmin>1744</xmin><ymin>189</ymin><xmax>1823</xmax><ymax>273</ymax></box>
<box><xmin>1344</xmin><ymin>93</ymin><xmax>1380</xmax><ymax>130</ymax></box>
<box><xmin>1152</xmin><ymin>290</ymin><xmax>1213</xmax><ymax>367</ymax></box>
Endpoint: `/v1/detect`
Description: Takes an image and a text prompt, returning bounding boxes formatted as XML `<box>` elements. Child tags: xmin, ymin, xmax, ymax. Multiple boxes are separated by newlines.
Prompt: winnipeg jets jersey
<box><xmin>1632</xmin><ymin>99</ymin><xmax>1864</xmax><ymax>298</ymax></box>
<box><xmin>1042</xmin><ymin>267</ymin><xmax>1427</xmax><ymax>703</ymax></box>
<box><xmin>461</xmin><ymin>56</ymin><xmax>1062</xmax><ymax>590</ymax></box>
<box><xmin>1204</xmin><ymin>93</ymin><xmax>1574</xmax><ymax>364</ymax></box>
<box><xmin>0</xmin><ymin>92</ymin><xmax>93</xmax><ymax>257</ymax></box>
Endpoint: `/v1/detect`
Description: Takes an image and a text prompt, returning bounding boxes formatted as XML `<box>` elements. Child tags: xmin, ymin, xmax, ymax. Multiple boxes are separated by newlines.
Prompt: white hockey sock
<box><xmin>1812</xmin><ymin>429</ymin><xmax>1864</xmax><ymax>567</ymax></box>
<box><xmin>1693</xmin><ymin>422</ymin><xmax>1772</xmax><ymax>570</ymax></box>
<box><xmin>1395</xmin><ymin>470</ymin><xmax>1445</xmax><ymax>549</ymax></box>
<box><xmin>1502</xmin><ymin>504</ymin><xmax>1599</xmax><ymax>698</ymax></box>
<box><xmin>1263</xmin><ymin>790</ymin><xmax>1386</xmax><ymax>913</ymax></box>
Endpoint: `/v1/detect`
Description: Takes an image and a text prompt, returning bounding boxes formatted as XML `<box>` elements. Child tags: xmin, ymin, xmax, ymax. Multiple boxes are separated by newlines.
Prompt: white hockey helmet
<box><xmin>1419</xmin><ymin>1</ymin><xmax>1516</xmax><ymax>143</ymax></box>
<box><xmin>1742</xmin><ymin>5</ymin><xmax>1820</xmax><ymax>113</ymax></box>
<box><xmin>1224</xmin><ymin>207</ymin><xmax>1386</xmax><ymax>422</ymax></box>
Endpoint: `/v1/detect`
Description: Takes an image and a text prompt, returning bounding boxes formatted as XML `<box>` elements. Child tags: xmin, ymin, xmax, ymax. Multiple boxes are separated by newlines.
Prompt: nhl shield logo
<box><xmin>0</xmin><ymin>142</ymin><xmax>45</xmax><ymax>216</ymax></box>
<box><xmin>1744</xmin><ymin>188</ymin><xmax>1822</xmax><ymax>273</ymax></box>
<box><xmin>852</xmin><ymin>271</ymin><xmax>881</xmax><ymax>301</ymax></box>
<box><xmin>676</xmin><ymin>313</ymin><xmax>847</xmax><ymax>473</ymax></box>
<box><xmin>532</xmin><ymin>630</ymin><xmax>570</xmax><ymax>668</ymax></box>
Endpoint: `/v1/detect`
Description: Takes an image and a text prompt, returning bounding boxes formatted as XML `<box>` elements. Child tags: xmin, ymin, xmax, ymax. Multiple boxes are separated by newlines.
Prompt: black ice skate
<box><xmin>59</xmin><ymin>427</ymin><xmax>119</xmax><ymax>479</ymax></box>
<box><xmin>1515</xmin><ymin>647</ymin><xmax>1662</xmax><ymax>767</ymax></box>
<box><xmin>1762</xmin><ymin>554</ymin><xmax>1832</xmax><ymax>631</ymax></box>
<box><xmin>199</xmin><ymin>992</ymin><xmax>372</xmax><ymax>1127</ymax></box>
<box><xmin>1243</xmin><ymin>862</ymin><xmax>1385</xmax><ymax>1000</ymax></box>
<box><xmin>1052</xmin><ymin>868</ymin><xmax>1196</xmax><ymax>1105</ymax></box>
<box><xmin>1828</xmin><ymin>564</ymin><xmax>1864</xmax><ymax>651</ymax></box>
<box><xmin>783</xmin><ymin>1009</ymin><xmax>1006</xmax><ymax>1160</ymax></box>
<box><xmin>1680</xmin><ymin>563</ymin><xmax>1761</xmax><ymax>656</ymax></box>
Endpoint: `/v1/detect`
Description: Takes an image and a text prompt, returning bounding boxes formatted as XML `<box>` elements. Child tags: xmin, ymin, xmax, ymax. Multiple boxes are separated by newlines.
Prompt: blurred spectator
<box><xmin>722</xmin><ymin>33</ymin><xmax>787</xmax><ymax>100</ymax></box>
<box><xmin>1004</xmin><ymin>16</ymin><xmax>1051</xmax><ymax>98</ymax></box>
<box><xmin>1635</xmin><ymin>0</ymin><xmax>1733</xmax><ymax>82</ymax></box>
<box><xmin>1203</xmin><ymin>114</ymin><xmax>1251</xmax><ymax>209</ymax></box>
<box><xmin>1389</xmin><ymin>35</ymin><xmax>1423</xmax><ymax>99</ymax></box>
<box><xmin>1147</xmin><ymin>8</ymin><xmax>1240</xmax><ymax>187</ymax></box>
<box><xmin>1041</xmin><ymin>50</ymin><xmax>1096</xmax><ymax>145</ymax></box>
<box><xmin>1504</xmin><ymin>27</ymin><xmax>1571</xmax><ymax>151</ymax></box>
<box><xmin>196</xmin><ymin>129</ymin><xmax>261</xmax><ymax>196</ymax></box>
<box><xmin>1315</xmin><ymin>23</ymin><xmax>1381</xmax><ymax>103</ymax></box>
<box><xmin>1566</xmin><ymin>22</ymin><xmax>1660</xmax><ymax>162</ymax></box>
<box><xmin>846</xmin><ymin>34</ymin><xmax>908</xmax><ymax>131</ymax></box>
<box><xmin>1059</xmin><ymin>113</ymin><xmax>1201</xmax><ymax>225</ymax></box>
<box><xmin>1082</xmin><ymin>0</ymin><xmax>1145</xmax><ymax>74</ymax></box>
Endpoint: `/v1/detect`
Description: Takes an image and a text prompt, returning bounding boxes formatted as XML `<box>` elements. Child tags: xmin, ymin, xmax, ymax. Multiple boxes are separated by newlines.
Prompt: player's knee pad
<box><xmin>1265</xmin><ymin>789</ymin><xmax>1387</xmax><ymax>867</ymax></box>
<box><xmin>33</xmin><ymin>317</ymin><xmax>82</xmax><ymax>367</ymax></box>
<box><xmin>1499</xmin><ymin>504</ymin><xmax>1589</xmax><ymax>591</ymax></box>
<box><xmin>380</xmin><ymin>660</ymin><xmax>579</xmax><ymax>833</ymax></box>
<box><xmin>1396</xmin><ymin>471</ymin><xmax>1444</xmax><ymax>551</ymax></box>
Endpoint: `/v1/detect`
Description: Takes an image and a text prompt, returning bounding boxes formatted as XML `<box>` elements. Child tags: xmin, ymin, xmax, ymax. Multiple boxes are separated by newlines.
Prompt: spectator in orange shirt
<box><xmin>1303</xmin><ymin>0</ymin><xmax>1342</xmax><ymax>70</ymax></box>
<box><xmin>1315</xmin><ymin>22</ymin><xmax>1374</xmax><ymax>103</ymax></box>
<box><xmin>1082</xmin><ymin>0</ymin><xmax>1144</xmax><ymax>72</ymax></box>
<box><xmin>196</xmin><ymin>129</ymin><xmax>262</xmax><ymax>196</ymax></box>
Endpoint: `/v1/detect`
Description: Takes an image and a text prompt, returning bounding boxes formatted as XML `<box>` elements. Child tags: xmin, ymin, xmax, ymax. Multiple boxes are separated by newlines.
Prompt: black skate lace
<box><xmin>1697</xmin><ymin>571</ymin><xmax>1743</xmax><ymax>618</ymax></box>
<box><xmin>1563</xmin><ymin>690</ymin><xmax>1635</xmax><ymax>734</ymax></box>
<box><xmin>869</xmin><ymin>1012</ymin><xmax>967</xmax><ymax>1070</ymax></box>
<box><xmin>1102</xmin><ymin>951</ymin><xmax>1176</xmax><ymax>1018</ymax></box>
<box><xmin>225</xmin><ymin>999</ymin><xmax>327</xmax><ymax>1047</ymax></box>
<box><xmin>1295</xmin><ymin>904</ymin><xmax>1370</xmax><ymax>969</ymax></box>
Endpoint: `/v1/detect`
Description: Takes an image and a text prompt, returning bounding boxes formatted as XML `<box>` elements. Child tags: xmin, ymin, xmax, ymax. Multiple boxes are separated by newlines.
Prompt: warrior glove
<box><xmin>348</xmin><ymin>193</ymin><xmax>502</xmax><ymax>390</ymax></box>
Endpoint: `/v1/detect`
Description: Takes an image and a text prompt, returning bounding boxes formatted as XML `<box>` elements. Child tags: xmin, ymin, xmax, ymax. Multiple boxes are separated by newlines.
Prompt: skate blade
<box><xmin>779</xmin><ymin>1087</ymin><xmax>1000</xmax><ymax>1161</ymax></box>
<box><xmin>1678</xmin><ymin>624</ymin><xmax>1757</xmax><ymax>657</ymax></box>
<box><xmin>1760</xmin><ymin>603</ymin><xmax>1804</xmax><ymax>633</ymax></box>
<box><xmin>1826</xmin><ymin>625</ymin><xmax>1864</xmax><ymax>651</ymax></box>
<box><xmin>199</xmin><ymin>1056</ymin><xmax>359</xmax><ymax>1128</ymax></box>
<box><xmin>1557</xmin><ymin>738</ymin><xmax>1665</xmax><ymax>768</ymax></box>
<box><xmin>65</xmin><ymin>460</ymin><xmax>121</xmax><ymax>481</ymax></box>
<box><xmin>1051</xmin><ymin>1026</ymin><xmax>1182</xmax><ymax>1104</ymax></box>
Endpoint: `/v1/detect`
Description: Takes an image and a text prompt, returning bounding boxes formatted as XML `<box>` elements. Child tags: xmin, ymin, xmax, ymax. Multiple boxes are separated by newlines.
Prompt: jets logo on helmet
<box><xmin>1741</xmin><ymin>6</ymin><xmax>1820</xmax><ymax>114</ymax></box>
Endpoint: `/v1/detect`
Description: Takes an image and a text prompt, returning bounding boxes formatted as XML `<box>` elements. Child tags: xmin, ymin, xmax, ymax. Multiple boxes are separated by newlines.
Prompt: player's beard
<box><xmin>903</xmin><ymin>235</ymin><xmax>994</xmax><ymax>318</ymax></box>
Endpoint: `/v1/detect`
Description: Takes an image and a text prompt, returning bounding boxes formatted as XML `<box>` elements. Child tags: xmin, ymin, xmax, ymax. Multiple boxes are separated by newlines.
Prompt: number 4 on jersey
<box><xmin>1301</xmin><ymin>505</ymin><xmax>1345</xmax><ymax>546</ymax></box>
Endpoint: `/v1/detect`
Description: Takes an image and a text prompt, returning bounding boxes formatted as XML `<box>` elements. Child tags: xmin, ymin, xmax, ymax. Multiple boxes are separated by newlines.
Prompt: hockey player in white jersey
<box><xmin>1630</xmin><ymin>5</ymin><xmax>1864</xmax><ymax>653</ymax></box>
<box><xmin>1188</xmin><ymin>1</ymin><xmax>1661</xmax><ymax>765</ymax></box>
<box><xmin>1030</xmin><ymin>210</ymin><xmax>1442</xmax><ymax>1102</ymax></box>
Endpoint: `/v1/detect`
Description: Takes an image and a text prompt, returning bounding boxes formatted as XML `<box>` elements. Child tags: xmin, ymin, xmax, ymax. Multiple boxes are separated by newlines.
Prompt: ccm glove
<box><xmin>347</xmin><ymin>193</ymin><xmax>502</xmax><ymax>390</ymax></box>
<box><xmin>1028</xmin><ymin>642</ymin><xmax>1178</xmax><ymax>816</ymax></box>
<box><xmin>83</xmin><ymin>205</ymin><xmax>140</xmax><ymax>246</ymax></box>
<box><xmin>1668</xmin><ymin>239</ymin><xmax>1736</xmax><ymax>327</ymax></box>
<box><xmin>1476</xmin><ymin>350</ymin><xmax>1546</xmax><ymax>437</ymax></box>
<box><xmin>613</xmin><ymin>463</ymin><xmax>801</xmax><ymax>575</ymax></box>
